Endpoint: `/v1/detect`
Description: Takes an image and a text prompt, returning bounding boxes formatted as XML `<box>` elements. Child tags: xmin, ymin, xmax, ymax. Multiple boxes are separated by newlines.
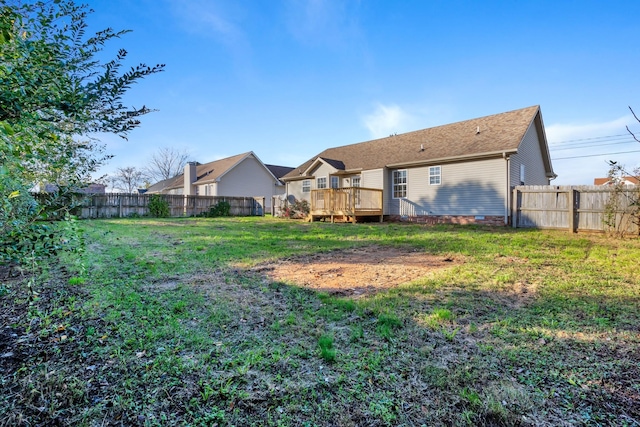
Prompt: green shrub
<box><xmin>283</xmin><ymin>198</ymin><xmax>310</xmax><ymax>219</ymax></box>
<box><xmin>148</xmin><ymin>195</ymin><xmax>169</xmax><ymax>218</ymax></box>
<box><xmin>208</xmin><ymin>201</ymin><xmax>231</xmax><ymax>217</ymax></box>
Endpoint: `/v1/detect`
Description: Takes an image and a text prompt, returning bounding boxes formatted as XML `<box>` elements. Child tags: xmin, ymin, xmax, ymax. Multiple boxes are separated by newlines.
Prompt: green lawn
<box><xmin>1</xmin><ymin>217</ymin><xmax>639</xmax><ymax>426</ymax></box>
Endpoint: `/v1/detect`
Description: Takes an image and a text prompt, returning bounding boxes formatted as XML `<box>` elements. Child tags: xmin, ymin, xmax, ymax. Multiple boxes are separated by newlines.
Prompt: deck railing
<box><xmin>310</xmin><ymin>187</ymin><xmax>383</xmax><ymax>222</ymax></box>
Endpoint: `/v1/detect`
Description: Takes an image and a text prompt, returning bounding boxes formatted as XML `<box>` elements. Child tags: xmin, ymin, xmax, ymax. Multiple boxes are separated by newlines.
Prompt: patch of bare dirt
<box><xmin>247</xmin><ymin>245</ymin><xmax>460</xmax><ymax>297</ymax></box>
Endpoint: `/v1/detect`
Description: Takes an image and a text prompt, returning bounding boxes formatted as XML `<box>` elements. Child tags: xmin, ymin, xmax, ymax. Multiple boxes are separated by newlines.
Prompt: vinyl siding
<box><xmin>510</xmin><ymin>122</ymin><xmax>549</xmax><ymax>186</ymax></box>
<box><xmin>288</xmin><ymin>173</ymin><xmax>366</xmax><ymax>203</ymax></box>
<box><xmin>341</xmin><ymin>174</ymin><xmax>361</xmax><ymax>187</ymax></box>
<box><xmin>208</xmin><ymin>156</ymin><xmax>279</xmax><ymax>209</ymax></box>
<box><xmin>310</xmin><ymin>162</ymin><xmax>339</xmax><ymax>183</ymax></box>
<box><xmin>362</xmin><ymin>169</ymin><xmax>388</xmax><ymax>214</ymax></box>
<box><xmin>387</xmin><ymin>158</ymin><xmax>506</xmax><ymax>217</ymax></box>
<box><xmin>287</xmin><ymin>180</ymin><xmax>309</xmax><ymax>202</ymax></box>
<box><xmin>362</xmin><ymin>169</ymin><xmax>384</xmax><ymax>189</ymax></box>
<box><xmin>195</xmin><ymin>183</ymin><xmax>218</xmax><ymax>196</ymax></box>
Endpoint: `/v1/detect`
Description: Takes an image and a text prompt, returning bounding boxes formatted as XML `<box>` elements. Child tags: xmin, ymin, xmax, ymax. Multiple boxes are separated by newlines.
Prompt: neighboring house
<box><xmin>281</xmin><ymin>105</ymin><xmax>556</xmax><ymax>225</ymax></box>
<box><xmin>44</xmin><ymin>182</ymin><xmax>106</xmax><ymax>194</ymax></box>
<box><xmin>594</xmin><ymin>176</ymin><xmax>639</xmax><ymax>186</ymax></box>
<box><xmin>265</xmin><ymin>164</ymin><xmax>295</xmax><ymax>181</ymax></box>
<box><xmin>146</xmin><ymin>152</ymin><xmax>290</xmax><ymax>210</ymax></box>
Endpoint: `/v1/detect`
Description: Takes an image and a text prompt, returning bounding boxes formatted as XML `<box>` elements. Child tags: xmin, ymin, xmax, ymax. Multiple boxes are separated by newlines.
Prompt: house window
<box><xmin>302</xmin><ymin>180</ymin><xmax>311</xmax><ymax>193</ymax></box>
<box><xmin>330</xmin><ymin>176</ymin><xmax>339</xmax><ymax>188</ymax></box>
<box><xmin>205</xmin><ymin>185</ymin><xmax>210</xmax><ymax>196</ymax></box>
<box><xmin>429</xmin><ymin>166</ymin><xmax>441</xmax><ymax>185</ymax></box>
<box><xmin>352</xmin><ymin>177</ymin><xmax>361</xmax><ymax>206</ymax></box>
<box><xmin>317</xmin><ymin>177</ymin><xmax>327</xmax><ymax>189</ymax></box>
<box><xmin>520</xmin><ymin>164</ymin><xmax>525</xmax><ymax>185</ymax></box>
<box><xmin>393</xmin><ymin>170</ymin><xmax>407</xmax><ymax>198</ymax></box>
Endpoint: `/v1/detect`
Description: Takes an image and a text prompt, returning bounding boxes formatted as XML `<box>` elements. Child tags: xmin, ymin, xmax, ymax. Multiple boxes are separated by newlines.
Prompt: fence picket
<box><xmin>513</xmin><ymin>185</ymin><xmax>639</xmax><ymax>234</ymax></box>
<box><xmin>61</xmin><ymin>193</ymin><xmax>265</xmax><ymax>219</ymax></box>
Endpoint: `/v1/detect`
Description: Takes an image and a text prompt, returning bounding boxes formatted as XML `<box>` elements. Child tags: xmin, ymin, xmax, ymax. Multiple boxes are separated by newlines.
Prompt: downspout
<box><xmin>504</xmin><ymin>152</ymin><xmax>510</xmax><ymax>225</ymax></box>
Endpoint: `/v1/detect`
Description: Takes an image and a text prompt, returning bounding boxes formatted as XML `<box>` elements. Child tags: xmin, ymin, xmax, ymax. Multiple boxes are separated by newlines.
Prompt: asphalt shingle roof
<box><xmin>148</xmin><ymin>152</ymin><xmax>251</xmax><ymax>192</ymax></box>
<box><xmin>265</xmin><ymin>164</ymin><xmax>295</xmax><ymax>180</ymax></box>
<box><xmin>147</xmin><ymin>153</ymin><xmax>294</xmax><ymax>192</ymax></box>
<box><xmin>284</xmin><ymin>105</ymin><xmax>542</xmax><ymax>180</ymax></box>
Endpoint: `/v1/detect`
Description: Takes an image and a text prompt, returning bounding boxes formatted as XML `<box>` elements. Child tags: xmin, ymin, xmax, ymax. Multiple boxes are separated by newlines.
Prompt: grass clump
<box><xmin>376</xmin><ymin>312</ymin><xmax>402</xmax><ymax>339</ymax></box>
<box><xmin>318</xmin><ymin>334</ymin><xmax>336</xmax><ymax>362</ymax></box>
<box><xmin>425</xmin><ymin>307</ymin><xmax>454</xmax><ymax>329</ymax></box>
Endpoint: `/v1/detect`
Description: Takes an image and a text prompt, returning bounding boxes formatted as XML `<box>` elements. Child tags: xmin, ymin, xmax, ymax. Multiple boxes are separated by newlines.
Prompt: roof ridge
<box><xmin>283</xmin><ymin>105</ymin><xmax>545</xmax><ymax>180</ymax></box>
<box><xmin>322</xmin><ymin>105</ymin><xmax>540</xmax><ymax>152</ymax></box>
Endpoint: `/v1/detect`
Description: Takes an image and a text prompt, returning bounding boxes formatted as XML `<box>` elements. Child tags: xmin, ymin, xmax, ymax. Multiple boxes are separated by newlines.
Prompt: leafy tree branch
<box><xmin>0</xmin><ymin>0</ymin><xmax>164</xmax><ymax>278</ymax></box>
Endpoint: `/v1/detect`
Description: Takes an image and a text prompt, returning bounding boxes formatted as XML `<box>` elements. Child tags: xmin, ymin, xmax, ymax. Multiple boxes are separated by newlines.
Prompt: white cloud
<box><xmin>362</xmin><ymin>103</ymin><xmax>415</xmax><ymax>139</ymax></box>
<box><xmin>284</xmin><ymin>0</ymin><xmax>362</xmax><ymax>48</ymax></box>
<box><xmin>168</xmin><ymin>0</ymin><xmax>239</xmax><ymax>38</ymax></box>
<box><xmin>546</xmin><ymin>115</ymin><xmax>632</xmax><ymax>143</ymax></box>
<box><xmin>167</xmin><ymin>0</ymin><xmax>250</xmax><ymax>57</ymax></box>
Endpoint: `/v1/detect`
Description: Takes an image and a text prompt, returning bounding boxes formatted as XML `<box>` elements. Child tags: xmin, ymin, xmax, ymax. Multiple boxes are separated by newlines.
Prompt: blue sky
<box><xmin>85</xmin><ymin>0</ymin><xmax>640</xmax><ymax>185</ymax></box>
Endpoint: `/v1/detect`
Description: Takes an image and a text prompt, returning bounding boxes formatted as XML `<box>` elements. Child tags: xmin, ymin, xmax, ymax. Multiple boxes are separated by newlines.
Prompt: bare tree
<box><xmin>145</xmin><ymin>147</ymin><xmax>190</xmax><ymax>183</ymax></box>
<box><xmin>603</xmin><ymin>106</ymin><xmax>640</xmax><ymax>236</ymax></box>
<box><xmin>111</xmin><ymin>166</ymin><xmax>146</xmax><ymax>193</ymax></box>
<box><xmin>627</xmin><ymin>106</ymin><xmax>640</xmax><ymax>143</ymax></box>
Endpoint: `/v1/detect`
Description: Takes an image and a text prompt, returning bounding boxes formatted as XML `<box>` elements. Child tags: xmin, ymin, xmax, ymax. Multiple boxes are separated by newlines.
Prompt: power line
<box><xmin>551</xmin><ymin>150</ymin><xmax>640</xmax><ymax>160</ymax></box>
<box><xmin>549</xmin><ymin>136</ymin><xmax>638</xmax><ymax>148</ymax></box>
<box><xmin>549</xmin><ymin>128</ymin><xmax>640</xmax><ymax>146</ymax></box>
<box><xmin>551</xmin><ymin>140</ymin><xmax>636</xmax><ymax>151</ymax></box>
<box><xmin>549</xmin><ymin>133</ymin><xmax>630</xmax><ymax>144</ymax></box>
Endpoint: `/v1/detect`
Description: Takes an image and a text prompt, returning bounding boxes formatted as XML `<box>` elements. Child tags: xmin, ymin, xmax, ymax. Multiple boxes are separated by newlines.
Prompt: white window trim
<box><xmin>352</xmin><ymin>176</ymin><xmax>361</xmax><ymax>187</ymax></box>
<box><xmin>393</xmin><ymin>169</ymin><xmax>407</xmax><ymax>199</ymax></box>
<box><xmin>316</xmin><ymin>176</ymin><xmax>327</xmax><ymax>189</ymax></box>
<box><xmin>330</xmin><ymin>176</ymin><xmax>339</xmax><ymax>189</ymax></box>
<box><xmin>429</xmin><ymin>166</ymin><xmax>441</xmax><ymax>186</ymax></box>
<box><xmin>302</xmin><ymin>180</ymin><xmax>311</xmax><ymax>193</ymax></box>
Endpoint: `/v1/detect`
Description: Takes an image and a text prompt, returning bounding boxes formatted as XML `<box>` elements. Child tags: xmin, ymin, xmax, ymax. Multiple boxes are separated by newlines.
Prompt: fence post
<box><xmin>512</xmin><ymin>187</ymin><xmax>518</xmax><ymax>228</ymax></box>
<box><xmin>568</xmin><ymin>188</ymin><xmax>577</xmax><ymax>233</ymax></box>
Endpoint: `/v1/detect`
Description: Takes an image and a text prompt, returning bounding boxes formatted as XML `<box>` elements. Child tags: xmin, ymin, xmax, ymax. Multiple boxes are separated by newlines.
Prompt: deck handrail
<box><xmin>310</xmin><ymin>187</ymin><xmax>383</xmax><ymax>215</ymax></box>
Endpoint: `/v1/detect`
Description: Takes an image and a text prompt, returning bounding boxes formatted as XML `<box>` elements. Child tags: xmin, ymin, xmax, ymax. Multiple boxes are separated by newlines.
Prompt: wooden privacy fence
<box><xmin>512</xmin><ymin>185</ymin><xmax>639</xmax><ymax>234</ymax></box>
<box><xmin>73</xmin><ymin>193</ymin><xmax>265</xmax><ymax>219</ymax></box>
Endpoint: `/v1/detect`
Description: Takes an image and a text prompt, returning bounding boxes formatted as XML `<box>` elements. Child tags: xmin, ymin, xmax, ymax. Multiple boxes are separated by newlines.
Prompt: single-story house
<box><xmin>281</xmin><ymin>105</ymin><xmax>556</xmax><ymax>225</ymax></box>
<box><xmin>594</xmin><ymin>176</ymin><xmax>639</xmax><ymax>186</ymax></box>
<box><xmin>146</xmin><ymin>152</ymin><xmax>292</xmax><ymax>210</ymax></box>
<box><xmin>43</xmin><ymin>182</ymin><xmax>106</xmax><ymax>194</ymax></box>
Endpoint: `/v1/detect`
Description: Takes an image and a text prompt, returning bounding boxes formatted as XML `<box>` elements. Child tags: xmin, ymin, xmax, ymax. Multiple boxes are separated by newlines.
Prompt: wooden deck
<box><xmin>309</xmin><ymin>187</ymin><xmax>383</xmax><ymax>223</ymax></box>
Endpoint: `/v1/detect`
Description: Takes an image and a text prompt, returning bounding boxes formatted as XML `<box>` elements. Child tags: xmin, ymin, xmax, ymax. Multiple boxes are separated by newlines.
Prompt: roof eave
<box><xmin>532</xmin><ymin>109</ymin><xmax>556</xmax><ymax>178</ymax></box>
<box><xmin>281</xmin><ymin>175</ymin><xmax>312</xmax><ymax>182</ymax></box>
<box><xmin>336</xmin><ymin>168</ymin><xmax>363</xmax><ymax>174</ymax></box>
<box><xmin>195</xmin><ymin>178</ymin><xmax>218</xmax><ymax>185</ymax></box>
<box><xmin>386</xmin><ymin>149</ymin><xmax>518</xmax><ymax>168</ymax></box>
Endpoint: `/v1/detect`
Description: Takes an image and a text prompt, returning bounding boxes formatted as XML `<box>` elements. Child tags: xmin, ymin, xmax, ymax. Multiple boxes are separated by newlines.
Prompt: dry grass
<box><xmin>1</xmin><ymin>217</ymin><xmax>639</xmax><ymax>426</ymax></box>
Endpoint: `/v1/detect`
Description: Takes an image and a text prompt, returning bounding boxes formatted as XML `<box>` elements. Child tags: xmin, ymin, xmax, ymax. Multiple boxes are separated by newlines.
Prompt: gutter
<box><xmin>281</xmin><ymin>175</ymin><xmax>312</xmax><ymax>182</ymax></box>
<box><xmin>386</xmin><ymin>149</ymin><xmax>518</xmax><ymax>168</ymax></box>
